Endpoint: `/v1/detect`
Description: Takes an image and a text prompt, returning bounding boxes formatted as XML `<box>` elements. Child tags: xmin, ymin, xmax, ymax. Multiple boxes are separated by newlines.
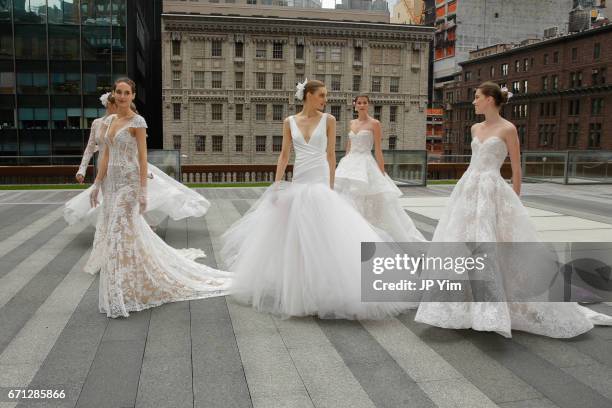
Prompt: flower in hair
<box><xmin>500</xmin><ymin>86</ymin><xmax>513</xmax><ymax>100</ymax></box>
<box><xmin>295</xmin><ymin>78</ymin><xmax>308</xmax><ymax>101</ymax></box>
<box><xmin>99</xmin><ymin>92</ymin><xmax>112</xmax><ymax>108</ymax></box>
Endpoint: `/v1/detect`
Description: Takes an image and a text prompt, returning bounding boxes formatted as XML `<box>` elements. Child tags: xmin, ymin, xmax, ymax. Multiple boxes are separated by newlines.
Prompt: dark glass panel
<box><xmin>14</xmin><ymin>24</ymin><xmax>47</xmax><ymax>59</ymax></box>
<box><xmin>13</xmin><ymin>0</ymin><xmax>47</xmax><ymax>24</ymax></box>
<box><xmin>80</xmin><ymin>0</ymin><xmax>110</xmax><ymax>25</ymax></box>
<box><xmin>48</xmin><ymin>0</ymin><xmax>79</xmax><ymax>24</ymax></box>
<box><xmin>49</xmin><ymin>25</ymin><xmax>80</xmax><ymax>60</ymax></box>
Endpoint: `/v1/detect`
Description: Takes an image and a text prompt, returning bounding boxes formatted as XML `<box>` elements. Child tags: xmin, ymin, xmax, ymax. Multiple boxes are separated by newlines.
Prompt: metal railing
<box><xmin>522</xmin><ymin>151</ymin><xmax>612</xmax><ymax>185</ymax></box>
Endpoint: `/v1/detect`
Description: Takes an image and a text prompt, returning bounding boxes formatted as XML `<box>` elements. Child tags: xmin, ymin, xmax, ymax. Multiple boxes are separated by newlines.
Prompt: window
<box><xmin>570</xmin><ymin>71</ymin><xmax>582</xmax><ymax>88</ymax></box>
<box><xmin>212</xmin><ymin>135</ymin><xmax>223</xmax><ymax>152</ymax></box>
<box><xmin>523</xmin><ymin>58</ymin><xmax>529</xmax><ymax>71</ymax></box>
<box><xmin>538</xmin><ymin>124</ymin><xmax>555</xmax><ymax>146</ymax></box>
<box><xmin>330</xmin><ymin>47</ymin><xmax>341</xmax><ymax>61</ymax></box>
<box><xmin>256</xmin><ymin>72</ymin><xmax>266</xmax><ymax>89</ymax></box>
<box><xmin>336</xmin><ymin>136</ymin><xmax>341</xmax><ymax>151</ymax></box>
<box><xmin>235</xmin><ymin>72</ymin><xmax>243</xmax><ymax>89</ymax></box>
<box><xmin>552</xmin><ymin>75</ymin><xmax>558</xmax><ymax>90</ymax></box>
<box><xmin>490</xmin><ymin>65</ymin><xmax>495</xmax><ymax>78</ymax></box>
<box><xmin>542</xmin><ymin>76</ymin><xmax>548</xmax><ymax>91</ymax></box>
<box><xmin>464</xmin><ymin>71</ymin><xmax>472</xmax><ymax>81</ymax></box>
<box><xmin>256</xmin><ymin>45</ymin><xmax>266</xmax><ymax>59</ymax></box>
<box><xmin>172</xmin><ymin>71</ymin><xmax>181</xmax><ymax>88</ymax></box>
<box><xmin>390</xmin><ymin>77</ymin><xmax>400</xmax><ymax>93</ymax></box>
<box><xmin>567</xmin><ymin>123</ymin><xmax>579</xmax><ymax>147</ymax></box>
<box><xmin>569</xmin><ymin>99</ymin><xmax>580</xmax><ymax>116</ymax></box>
<box><xmin>172</xmin><ymin>40</ymin><xmax>181</xmax><ymax>56</ymax></box>
<box><xmin>273</xmin><ymin>73</ymin><xmax>283</xmax><ymax>90</ymax></box>
<box><xmin>591</xmin><ymin>98</ymin><xmax>604</xmax><ymax>115</ymax></box>
<box><xmin>235</xmin><ymin>104</ymin><xmax>243</xmax><ymax>121</ymax></box>
<box><xmin>235</xmin><ymin>42</ymin><xmax>243</xmax><ymax>58</ymax></box>
<box><xmin>273</xmin><ymin>104</ymin><xmax>283</xmax><ymax>121</ymax></box>
<box><xmin>173</xmin><ymin>135</ymin><xmax>181</xmax><ymax>150</ymax></box>
<box><xmin>193</xmin><ymin>71</ymin><xmax>205</xmax><ymax>88</ymax></box>
<box><xmin>211</xmin><ymin>104</ymin><xmax>222</xmax><ymax>121</ymax></box>
<box><xmin>354</xmin><ymin>47</ymin><xmax>362</xmax><ymax>62</ymax></box>
<box><xmin>315</xmin><ymin>47</ymin><xmax>326</xmax><ymax>61</ymax></box>
<box><xmin>389</xmin><ymin>136</ymin><xmax>397</xmax><ymax>150</ymax></box>
<box><xmin>195</xmin><ymin>135</ymin><xmax>206</xmax><ymax>152</ymax></box>
<box><xmin>194</xmin><ymin>103</ymin><xmax>205</xmax><ymax>122</ymax></box>
<box><xmin>235</xmin><ymin>135</ymin><xmax>243</xmax><ymax>152</ymax></box>
<box><xmin>212</xmin><ymin>40</ymin><xmax>222</xmax><ymax>57</ymax></box>
<box><xmin>390</xmin><ymin>106</ymin><xmax>398</xmax><ymax>123</ymax></box>
<box><xmin>256</xmin><ymin>135</ymin><xmax>266</xmax><ymax>152</ymax></box>
<box><xmin>212</xmin><ymin>71</ymin><xmax>222</xmax><ymax>88</ymax></box>
<box><xmin>512</xmin><ymin>81</ymin><xmax>520</xmax><ymax>93</ymax></box>
<box><xmin>501</xmin><ymin>63</ymin><xmax>508</xmax><ymax>76</ymax></box>
<box><xmin>518</xmin><ymin>125</ymin><xmax>526</xmax><ymax>146</ymax></box>
<box><xmin>572</xmin><ymin>47</ymin><xmax>578</xmax><ymax>62</ymax></box>
<box><xmin>353</xmin><ymin>75</ymin><xmax>361</xmax><ymax>92</ymax></box>
<box><xmin>588</xmin><ymin>123</ymin><xmax>602</xmax><ymax>148</ymax></box>
<box><xmin>371</xmin><ymin>76</ymin><xmax>381</xmax><ymax>92</ymax></box>
<box><xmin>272</xmin><ymin>135</ymin><xmax>283</xmax><ymax>152</ymax></box>
<box><xmin>374</xmin><ymin>106</ymin><xmax>382</xmax><ymax>121</ymax></box>
<box><xmin>522</xmin><ymin>80</ymin><xmax>528</xmax><ymax>93</ymax></box>
<box><xmin>514</xmin><ymin>59</ymin><xmax>520</xmax><ymax>72</ymax></box>
<box><xmin>273</xmin><ymin>42</ymin><xmax>283</xmax><ymax>59</ymax></box>
<box><xmin>256</xmin><ymin>104</ymin><xmax>267</xmax><ymax>121</ymax></box>
<box><xmin>331</xmin><ymin>75</ymin><xmax>341</xmax><ymax>91</ymax></box>
<box><xmin>296</xmin><ymin>44</ymin><xmax>304</xmax><ymax>60</ymax></box>
<box><xmin>553</xmin><ymin>51</ymin><xmax>559</xmax><ymax>63</ymax></box>
<box><xmin>247</xmin><ymin>0</ymin><xmax>256</xmax><ymax>4</ymax></box>
<box><xmin>173</xmin><ymin>103</ymin><xmax>181</xmax><ymax>120</ymax></box>
<box><xmin>543</xmin><ymin>53</ymin><xmax>549</xmax><ymax>65</ymax></box>
<box><xmin>331</xmin><ymin>105</ymin><xmax>341</xmax><ymax>121</ymax></box>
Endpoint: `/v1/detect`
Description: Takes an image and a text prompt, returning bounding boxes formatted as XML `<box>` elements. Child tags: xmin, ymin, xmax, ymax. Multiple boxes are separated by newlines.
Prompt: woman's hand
<box><xmin>138</xmin><ymin>186</ymin><xmax>147</xmax><ymax>214</ymax></box>
<box><xmin>90</xmin><ymin>181</ymin><xmax>101</xmax><ymax>208</ymax></box>
<box><xmin>76</xmin><ymin>173</ymin><xmax>85</xmax><ymax>184</ymax></box>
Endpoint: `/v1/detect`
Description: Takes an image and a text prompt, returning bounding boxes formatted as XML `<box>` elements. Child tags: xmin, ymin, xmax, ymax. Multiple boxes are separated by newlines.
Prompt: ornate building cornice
<box><xmin>163</xmin><ymin>14</ymin><xmax>434</xmax><ymax>43</ymax></box>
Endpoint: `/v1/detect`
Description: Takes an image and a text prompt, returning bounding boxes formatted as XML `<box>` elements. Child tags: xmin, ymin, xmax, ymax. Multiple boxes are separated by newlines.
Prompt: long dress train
<box><xmin>83</xmin><ymin>114</ymin><xmax>232</xmax><ymax>318</ymax></box>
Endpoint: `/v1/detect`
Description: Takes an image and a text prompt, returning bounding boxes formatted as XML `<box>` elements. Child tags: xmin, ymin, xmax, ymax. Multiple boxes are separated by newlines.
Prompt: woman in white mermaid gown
<box><xmin>336</xmin><ymin>95</ymin><xmax>425</xmax><ymax>242</ymax></box>
<box><xmin>64</xmin><ymin>92</ymin><xmax>209</xmax><ymax>226</ymax></box>
<box><xmin>84</xmin><ymin>78</ymin><xmax>231</xmax><ymax>318</ymax></box>
<box><xmin>222</xmin><ymin>79</ymin><xmax>406</xmax><ymax>320</ymax></box>
<box><xmin>415</xmin><ymin>82</ymin><xmax>612</xmax><ymax>338</ymax></box>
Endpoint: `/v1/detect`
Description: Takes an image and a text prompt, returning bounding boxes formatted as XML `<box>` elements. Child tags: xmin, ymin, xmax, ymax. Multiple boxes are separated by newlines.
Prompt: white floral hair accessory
<box><xmin>99</xmin><ymin>92</ymin><xmax>112</xmax><ymax>108</ymax></box>
<box><xmin>295</xmin><ymin>78</ymin><xmax>308</xmax><ymax>101</ymax></box>
<box><xmin>500</xmin><ymin>86</ymin><xmax>513</xmax><ymax>100</ymax></box>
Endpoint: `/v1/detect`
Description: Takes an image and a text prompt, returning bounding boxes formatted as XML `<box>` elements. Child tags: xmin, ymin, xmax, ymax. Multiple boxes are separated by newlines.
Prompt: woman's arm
<box><xmin>134</xmin><ymin>127</ymin><xmax>148</xmax><ymax>212</ymax></box>
<box><xmin>275</xmin><ymin>118</ymin><xmax>293</xmax><ymax>182</ymax></box>
<box><xmin>90</xmin><ymin>144</ymin><xmax>109</xmax><ymax>208</ymax></box>
<box><xmin>372</xmin><ymin>120</ymin><xmax>385</xmax><ymax>174</ymax></box>
<box><xmin>505</xmin><ymin>126</ymin><xmax>522</xmax><ymax>196</ymax></box>
<box><xmin>77</xmin><ymin>120</ymin><xmax>100</xmax><ymax>181</ymax></box>
<box><xmin>326</xmin><ymin>114</ymin><xmax>337</xmax><ymax>189</ymax></box>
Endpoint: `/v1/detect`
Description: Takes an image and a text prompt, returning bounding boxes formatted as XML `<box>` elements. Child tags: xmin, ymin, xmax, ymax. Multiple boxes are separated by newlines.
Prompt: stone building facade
<box><xmin>161</xmin><ymin>9</ymin><xmax>433</xmax><ymax>164</ymax></box>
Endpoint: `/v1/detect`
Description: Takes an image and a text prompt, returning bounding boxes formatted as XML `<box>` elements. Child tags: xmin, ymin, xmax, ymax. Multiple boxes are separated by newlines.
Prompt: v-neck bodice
<box><xmin>288</xmin><ymin>114</ymin><xmax>329</xmax><ymax>184</ymax></box>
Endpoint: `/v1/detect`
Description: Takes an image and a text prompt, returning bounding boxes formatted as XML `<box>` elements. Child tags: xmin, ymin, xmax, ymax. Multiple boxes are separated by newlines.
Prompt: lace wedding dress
<box><xmin>335</xmin><ymin>129</ymin><xmax>426</xmax><ymax>242</ymax></box>
<box><xmin>221</xmin><ymin>113</ymin><xmax>407</xmax><ymax>320</ymax></box>
<box><xmin>415</xmin><ymin>135</ymin><xmax>612</xmax><ymax>338</ymax></box>
<box><xmin>64</xmin><ymin>115</ymin><xmax>209</xmax><ymax>226</ymax></box>
<box><xmin>83</xmin><ymin>114</ymin><xmax>232</xmax><ymax>318</ymax></box>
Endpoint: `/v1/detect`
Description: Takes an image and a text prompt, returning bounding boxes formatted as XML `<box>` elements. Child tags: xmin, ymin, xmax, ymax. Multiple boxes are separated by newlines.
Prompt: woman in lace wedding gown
<box><xmin>415</xmin><ymin>82</ymin><xmax>612</xmax><ymax>338</ymax></box>
<box><xmin>64</xmin><ymin>93</ymin><xmax>209</xmax><ymax>226</ymax></box>
<box><xmin>221</xmin><ymin>80</ymin><xmax>406</xmax><ymax>320</ymax></box>
<box><xmin>335</xmin><ymin>95</ymin><xmax>425</xmax><ymax>242</ymax></box>
<box><xmin>84</xmin><ymin>78</ymin><xmax>231</xmax><ymax>318</ymax></box>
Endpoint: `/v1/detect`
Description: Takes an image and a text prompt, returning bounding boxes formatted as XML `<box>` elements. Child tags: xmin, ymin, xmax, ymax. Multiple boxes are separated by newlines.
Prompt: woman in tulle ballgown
<box><xmin>221</xmin><ymin>79</ymin><xmax>406</xmax><ymax>320</ymax></box>
<box><xmin>64</xmin><ymin>93</ymin><xmax>209</xmax><ymax>226</ymax></box>
<box><xmin>415</xmin><ymin>81</ymin><xmax>612</xmax><ymax>338</ymax></box>
<box><xmin>335</xmin><ymin>94</ymin><xmax>425</xmax><ymax>242</ymax></box>
<box><xmin>85</xmin><ymin>78</ymin><xmax>232</xmax><ymax>318</ymax></box>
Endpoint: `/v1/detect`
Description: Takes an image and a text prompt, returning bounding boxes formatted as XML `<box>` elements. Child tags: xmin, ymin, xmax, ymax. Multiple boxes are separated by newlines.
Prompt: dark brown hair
<box><xmin>477</xmin><ymin>81</ymin><xmax>509</xmax><ymax>107</ymax></box>
<box><xmin>353</xmin><ymin>94</ymin><xmax>370</xmax><ymax>104</ymax></box>
<box><xmin>303</xmin><ymin>79</ymin><xmax>325</xmax><ymax>102</ymax></box>
<box><xmin>112</xmin><ymin>77</ymin><xmax>136</xmax><ymax>94</ymax></box>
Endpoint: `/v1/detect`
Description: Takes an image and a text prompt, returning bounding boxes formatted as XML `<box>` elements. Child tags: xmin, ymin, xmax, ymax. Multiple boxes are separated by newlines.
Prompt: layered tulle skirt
<box><xmin>221</xmin><ymin>180</ymin><xmax>409</xmax><ymax>320</ymax></box>
<box><xmin>335</xmin><ymin>152</ymin><xmax>426</xmax><ymax>242</ymax></box>
<box><xmin>63</xmin><ymin>163</ymin><xmax>210</xmax><ymax>226</ymax></box>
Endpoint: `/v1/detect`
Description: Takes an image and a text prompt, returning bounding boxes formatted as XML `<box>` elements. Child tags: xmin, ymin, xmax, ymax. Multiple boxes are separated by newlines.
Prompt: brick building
<box><xmin>443</xmin><ymin>23</ymin><xmax>612</xmax><ymax>155</ymax></box>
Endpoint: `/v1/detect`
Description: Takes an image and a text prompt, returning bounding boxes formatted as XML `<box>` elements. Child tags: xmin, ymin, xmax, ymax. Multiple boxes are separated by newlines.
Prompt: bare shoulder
<box><xmin>500</xmin><ymin>119</ymin><xmax>517</xmax><ymax>135</ymax></box>
<box><xmin>471</xmin><ymin>122</ymin><xmax>482</xmax><ymax>132</ymax></box>
<box><xmin>326</xmin><ymin>112</ymin><xmax>336</xmax><ymax>124</ymax></box>
<box><xmin>283</xmin><ymin>116</ymin><xmax>292</xmax><ymax>125</ymax></box>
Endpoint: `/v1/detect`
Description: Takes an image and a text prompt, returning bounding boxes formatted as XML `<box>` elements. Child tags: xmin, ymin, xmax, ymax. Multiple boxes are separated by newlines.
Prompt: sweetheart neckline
<box><xmin>472</xmin><ymin>135</ymin><xmax>503</xmax><ymax>144</ymax></box>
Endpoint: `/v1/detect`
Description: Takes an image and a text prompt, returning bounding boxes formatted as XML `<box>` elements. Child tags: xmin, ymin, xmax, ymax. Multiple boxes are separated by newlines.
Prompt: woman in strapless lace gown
<box><xmin>85</xmin><ymin>78</ymin><xmax>232</xmax><ymax>318</ymax></box>
<box><xmin>335</xmin><ymin>95</ymin><xmax>425</xmax><ymax>242</ymax></box>
<box><xmin>415</xmin><ymin>81</ymin><xmax>612</xmax><ymax>338</ymax></box>
<box><xmin>221</xmin><ymin>80</ymin><xmax>408</xmax><ymax>320</ymax></box>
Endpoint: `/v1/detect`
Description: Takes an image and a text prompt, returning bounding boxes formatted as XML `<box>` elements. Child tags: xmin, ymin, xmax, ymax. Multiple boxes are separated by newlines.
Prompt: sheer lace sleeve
<box><xmin>77</xmin><ymin>118</ymin><xmax>101</xmax><ymax>176</ymax></box>
<box><xmin>131</xmin><ymin>115</ymin><xmax>148</xmax><ymax>130</ymax></box>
